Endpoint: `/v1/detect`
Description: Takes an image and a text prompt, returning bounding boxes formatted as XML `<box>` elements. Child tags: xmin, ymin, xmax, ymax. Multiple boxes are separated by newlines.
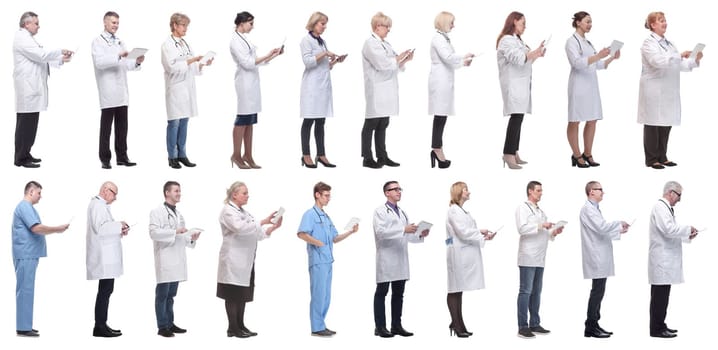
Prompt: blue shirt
<box><xmin>298</xmin><ymin>205</ymin><xmax>338</xmax><ymax>266</ymax></box>
<box><xmin>11</xmin><ymin>200</ymin><xmax>45</xmax><ymax>260</ymax></box>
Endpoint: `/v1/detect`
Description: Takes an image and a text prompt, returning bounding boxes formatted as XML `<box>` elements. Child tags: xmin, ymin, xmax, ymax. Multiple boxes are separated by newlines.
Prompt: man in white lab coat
<box><xmin>579</xmin><ymin>181</ymin><xmax>629</xmax><ymax>338</ymax></box>
<box><xmin>372</xmin><ymin>181</ymin><xmax>428</xmax><ymax>338</ymax></box>
<box><xmin>91</xmin><ymin>11</ymin><xmax>144</xmax><ymax>169</ymax></box>
<box><xmin>515</xmin><ymin>181</ymin><xmax>563</xmax><ymax>339</ymax></box>
<box><xmin>149</xmin><ymin>181</ymin><xmax>199</xmax><ymax>337</ymax></box>
<box><xmin>86</xmin><ymin>181</ymin><xmax>128</xmax><ymax>337</ymax></box>
<box><xmin>12</xmin><ymin>11</ymin><xmax>72</xmax><ymax>168</ymax></box>
<box><xmin>648</xmin><ymin>181</ymin><xmax>698</xmax><ymax>338</ymax></box>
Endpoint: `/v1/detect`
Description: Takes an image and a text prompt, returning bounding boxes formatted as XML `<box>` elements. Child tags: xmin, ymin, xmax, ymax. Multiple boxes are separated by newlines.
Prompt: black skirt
<box><xmin>217</xmin><ymin>267</ymin><xmax>255</xmax><ymax>302</ymax></box>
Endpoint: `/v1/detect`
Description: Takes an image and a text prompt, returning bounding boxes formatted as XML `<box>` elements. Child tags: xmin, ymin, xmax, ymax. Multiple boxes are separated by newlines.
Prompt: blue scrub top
<box><xmin>11</xmin><ymin>200</ymin><xmax>45</xmax><ymax>260</ymax></box>
<box><xmin>298</xmin><ymin>205</ymin><xmax>338</xmax><ymax>266</ymax></box>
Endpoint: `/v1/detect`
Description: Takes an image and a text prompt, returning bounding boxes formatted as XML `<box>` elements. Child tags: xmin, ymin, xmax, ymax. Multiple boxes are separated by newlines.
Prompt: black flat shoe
<box><xmin>117</xmin><ymin>160</ymin><xmax>137</xmax><ymax>167</ymax></box>
<box><xmin>374</xmin><ymin>327</ymin><xmax>394</xmax><ymax>338</ymax></box>
<box><xmin>93</xmin><ymin>326</ymin><xmax>121</xmax><ymax>337</ymax></box>
<box><xmin>169</xmin><ymin>158</ymin><xmax>182</xmax><ymax>169</ymax></box>
<box><xmin>102</xmin><ymin>162</ymin><xmax>112</xmax><ymax>169</ymax></box>
<box><xmin>378</xmin><ymin>157</ymin><xmax>400</xmax><ymax>167</ymax></box>
<box><xmin>390</xmin><ymin>326</ymin><xmax>413</xmax><ymax>337</ymax></box>
<box><xmin>311</xmin><ymin>329</ymin><xmax>334</xmax><ymax>337</ymax></box>
<box><xmin>177</xmin><ymin>157</ymin><xmax>196</xmax><ymax>167</ymax></box>
<box><xmin>597</xmin><ymin>325</ymin><xmax>613</xmax><ymax>335</ymax></box>
<box><xmin>29</xmin><ymin>155</ymin><xmax>41</xmax><ymax>163</ymax></box>
<box><xmin>649</xmin><ymin>162</ymin><xmax>665</xmax><ymax>169</ymax></box>
<box><xmin>106</xmin><ymin>325</ymin><xmax>122</xmax><ymax>334</ymax></box>
<box><xmin>363</xmin><ymin>158</ymin><xmax>382</xmax><ymax>169</ymax></box>
<box><xmin>158</xmin><ymin>328</ymin><xmax>175</xmax><ymax>337</ymax></box>
<box><xmin>316</xmin><ymin>156</ymin><xmax>336</xmax><ymax>168</ymax></box>
<box><xmin>170</xmin><ymin>324</ymin><xmax>187</xmax><ymax>334</ymax></box>
<box><xmin>16</xmin><ymin>330</ymin><xmax>39</xmax><ymax>337</ymax></box>
<box><xmin>663</xmin><ymin>161</ymin><xmax>677</xmax><ymax>167</ymax></box>
<box><xmin>650</xmin><ymin>330</ymin><xmax>677</xmax><ymax>338</ymax></box>
<box><xmin>16</xmin><ymin>161</ymin><xmax>40</xmax><ymax>168</ymax></box>
<box><xmin>227</xmin><ymin>329</ymin><xmax>252</xmax><ymax>338</ymax></box>
<box><xmin>666</xmin><ymin>327</ymin><xmax>678</xmax><ymax>333</ymax></box>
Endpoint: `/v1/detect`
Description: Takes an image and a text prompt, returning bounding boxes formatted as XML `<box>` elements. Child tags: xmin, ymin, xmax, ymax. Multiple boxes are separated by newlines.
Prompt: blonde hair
<box><xmin>644</xmin><ymin>11</ymin><xmax>665</xmax><ymax>31</ymax></box>
<box><xmin>449</xmin><ymin>182</ymin><xmax>467</xmax><ymax>206</ymax></box>
<box><xmin>434</xmin><ymin>11</ymin><xmax>454</xmax><ymax>32</ymax></box>
<box><xmin>225</xmin><ymin>181</ymin><xmax>247</xmax><ymax>204</ymax></box>
<box><xmin>169</xmin><ymin>12</ymin><xmax>190</xmax><ymax>31</ymax></box>
<box><xmin>305</xmin><ymin>11</ymin><xmax>328</xmax><ymax>31</ymax></box>
<box><xmin>371</xmin><ymin>12</ymin><xmax>392</xmax><ymax>30</ymax></box>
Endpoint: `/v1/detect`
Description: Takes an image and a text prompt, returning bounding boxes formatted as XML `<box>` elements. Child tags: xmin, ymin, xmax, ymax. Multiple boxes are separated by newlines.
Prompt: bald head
<box><xmin>99</xmin><ymin>181</ymin><xmax>118</xmax><ymax>204</ymax></box>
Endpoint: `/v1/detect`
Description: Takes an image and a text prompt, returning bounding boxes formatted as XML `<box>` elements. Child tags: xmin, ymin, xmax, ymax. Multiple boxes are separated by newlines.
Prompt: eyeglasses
<box><xmin>386</xmin><ymin>187</ymin><xmax>403</xmax><ymax>193</ymax></box>
<box><xmin>592</xmin><ymin>188</ymin><xmax>603</xmax><ymax>192</ymax></box>
<box><xmin>671</xmin><ymin>190</ymin><xmax>682</xmax><ymax>198</ymax></box>
<box><xmin>107</xmin><ymin>188</ymin><xmax>117</xmax><ymax>196</ymax></box>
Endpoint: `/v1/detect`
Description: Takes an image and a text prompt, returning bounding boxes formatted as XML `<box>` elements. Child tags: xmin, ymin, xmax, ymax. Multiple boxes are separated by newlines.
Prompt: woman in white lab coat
<box><xmin>230</xmin><ymin>11</ymin><xmax>283</xmax><ymax>169</ymax></box>
<box><xmin>638</xmin><ymin>12</ymin><xmax>702</xmax><ymax>169</ymax></box>
<box><xmin>496</xmin><ymin>11</ymin><xmax>545</xmax><ymax>169</ymax></box>
<box><xmin>217</xmin><ymin>182</ymin><xmax>282</xmax><ymax>338</ymax></box>
<box><xmin>565</xmin><ymin>11</ymin><xmax>619</xmax><ymax>168</ymax></box>
<box><xmin>428</xmin><ymin>12</ymin><xmax>474</xmax><ymax>169</ymax></box>
<box><xmin>161</xmin><ymin>13</ymin><xmax>212</xmax><ymax>169</ymax></box>
<box><xmin>361</xmin><ymin>12</ymin><xmax>413</xmax><ymax>169</ymax></box>
<box><xmin>299</xmin><ymin>12</ymin><xmax>345</xmax><ymax>168</ymax></box>
<box><xmin>445</xmin><ymin>182</ymin><xmax>494</xmax><ymax>337</ymax></box>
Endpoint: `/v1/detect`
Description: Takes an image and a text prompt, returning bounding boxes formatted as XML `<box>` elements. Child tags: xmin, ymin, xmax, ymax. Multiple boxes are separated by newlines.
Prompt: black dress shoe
<box><xmin>374</xmin><ymin>327</ymin><xmax>394</xmax><ymax>338</ymax></box>
<box><xmin>324</xmin><ymin>327</ymin><xmax>336</xmax><ymax>335</ymax></box>
<box><xmin>169</xmin><ymin>158</ymin><xmax>182</xmax><ymax>169</ymax></box>
<box><xmin>649</xmin><ymin>162</ymin><xmax>665</xmax><ymax>169</ymax></box>
<box><xmin>650</xmin><ymin>330</ymin><xmax>677</xmax><ymax>338</ymax></box>
<box><xmin>311</xmin><ymin>329</ymin><xmax>334</xmax><ymax>337</ymax></box>
<box><xmin>93</xmin><ymin>326</ymin><xmax>121</xmax><ymax>337</ymax></box>
<box><xmin>529</xmin><ymin>325</ymin><xmax>551</xmax><ymax>334</ymax></box>
<box><xmin>29</xmin><ymin>155</ymin><xmax>42</xmax><ymax>163</ymax></box>
<box><xmin>227</xmin><ymin>329</ymin><xmax>252</xmax><ymax>338</ymax></box>
<box><xmin>158</xmin><ymin>328</ymin><xmax>175</xmax><ymax>337</ymax></box>
<box><xmin>106</xmin><ymin>325</ymin><xmax>122</xmax><ymax>334</ymax></box>
<box><xmin>240</xmin><ymin>326</ymin><xmax>257</xmax><ymax>336</ymax></box>
<box><xmin>102</xmin><ymin>162</ymin><xmax>112</xmax><ymax>169</ymax></box>
<box><xmin>666</xmin><ymin>327</ymin><xmax>678</xmax><ymax>333</ymax></box>
<box><xmin>363</xmin><ymin>158</ymin><xmax>383</xmax><ymax>169</ymax></box>
<box><xmin>663</xmin><ymin>161</ymin><xmax>677</xmax><ymax>167</ymax></box>
<box><xmin>597</xmin><ymin>325</ymin><xmax>613</xmax><ymax>335</ymax></box>
<box><xmin>378</xmin><ymin>157</ymin><xmax>400</xmax><ymax>167</ymax></box>
<box><xmin>390</xmin><ymin>326</ymin><xmax>413</xmax><ymax>337</ymax></box>
<box><xmin>16</xmin><ymin>162</ymin><xmax>40</xmax><ymax>168</ymax></box>
<box><xmin>16</xmin><ymin>330</ymin><xmax>40</xmax><ymax>337</ymax></box>
<box><xmin>584</xmin><ymin>327</ymin><xmax>610</xmax><ymax>338</ymax></box>
<box><xmin>170</xmin><ymin>324</ymin><xmax>187</xmax><ymax>334</ymax></box>
<box><xmin>177</xmin><ymin>157</ymin><xmax>196</xmax><ymax>167</ymax></box>
<box><xmin>117</xmin><ymin>160</ymin><xmax>137</xmax><ymax>167</ymax></box>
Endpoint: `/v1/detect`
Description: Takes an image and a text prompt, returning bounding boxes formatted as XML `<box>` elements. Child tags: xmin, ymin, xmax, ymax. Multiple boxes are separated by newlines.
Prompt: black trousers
<box><xmin>585</xmin><ymin>278</ymin><xmax>607</xmax><ymax>328</ymax></box>
<box><xmin>503</xmin><ymin>113</ymin><xmax>524</xmax><ymax>155</ymax></box>
<box><xmin>300</xmin><ymin>118</ymin><xmax>326</xmax><ymax>156</ymax></box>
<box><xmin>95</xmin><ymin>278</ymin><xmax>115</xmax><ymax>327</ymax></box>
<box><xmin>649</xmin><ymin>284</ymin><xmax>671</xmax><ymax>334</ymax></box>
<box><xmin>643</xmin><ymin>125</ymin><xmax>671</xmax><ymax>166</ymax></box>
<box><xmin>361</xmin><ymin>117</ymin><xmax>390</xmax><ymax>159</ymax></box>
<box><xmin>99</xmin><ymin>106</ymin><xmax>129</xmax><ymax>163</ymax></box>
<box><xmin>373</xmin><ymin>279</ymin><xmax>406</xmax><ymax>329</ymax></box>
<box><xmin>14</xmin><ymin>112</ymin><xmax>40</xmax><ymax>165</ymax></box>
<box><xmin>431</xmin><ymin>115</ymin><xmax>447</xmax><ymax>148</ymax></box>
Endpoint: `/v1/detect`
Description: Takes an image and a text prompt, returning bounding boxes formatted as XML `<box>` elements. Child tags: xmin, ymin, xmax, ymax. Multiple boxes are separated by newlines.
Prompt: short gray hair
<box><xmin>663</xmin><ymin>181</ymin><xmax>682</xmax><ymax>195</ymax></box>
<box><xmin>19</xmin><ymin>11</ymin><xmax>38</xmax><ymax>28</ymax></box>
<box><xmin>225</xmin><ymin>181</ymin><xmax>247</xmax><ymax>204</ymax></box>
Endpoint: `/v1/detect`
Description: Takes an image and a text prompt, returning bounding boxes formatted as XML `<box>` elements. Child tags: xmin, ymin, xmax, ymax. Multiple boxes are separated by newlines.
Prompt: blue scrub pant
<box><xmin>155</xmin><ymin>281</ymin><xmax>179</xmax><ymax>329</ymax></box>
<box><xmin>309</xmin><ymin>263</ymin><xmax>332</xmax><ymax>332</ymax></box>
<box><xmin>166</xmin><ymin>118</ymin><xmax>189</xmax><ymax>158</ymax></box>
<box><xmin>14</xmin><ymin>258</ymin><xmax>39</xmax><ymax>331</ymax></box>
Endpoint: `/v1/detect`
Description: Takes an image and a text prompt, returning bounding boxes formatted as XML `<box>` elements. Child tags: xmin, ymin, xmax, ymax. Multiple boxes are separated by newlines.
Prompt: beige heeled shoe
<box><xmin>242</xmin><ymin>156</ymin><xmax>261</xmax><ymax>169</ymax></box>
<box><xmin>231</xmin><ymin>156</ymin><xmax>251</xmax><ymax>169</ymax></box>
<box><xmin>515</xmin><ymin>152</ymin><xmax>528</xmax><ymax>165</ymax></box>
<box><xmin>502</xmin><ymin>154</ymin><xmax>522</xmax><ymax>169</ymax></box>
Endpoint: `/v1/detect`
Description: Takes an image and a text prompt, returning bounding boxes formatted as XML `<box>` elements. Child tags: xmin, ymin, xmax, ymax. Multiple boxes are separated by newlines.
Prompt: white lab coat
<box><xmin>428</xmin><ymin>32</ymin><xmax>465</xmax><ymax>116</ymax></box>
<box><xmin>580</xmin><ymin>200</ymin><xmax>622</xmax><ymax>279</ymax></box>
<box><xmin>362</xmin><ymin>34</ymin><xmax>402</xmax><ymax>118</ymax></box>
<box><xmin>149</xmin><ymin>204</ymin><xmax>196</xmax><ymax>284</ymax></box>
<box><xmin>637</xmin><ymin>33</ymin><xmax>698</xmax><ymax>126</ymax></box>
<box><xmin>161</xmin><ymin>36</ymin><xmax>201</xmax><ymax>120</ymax></box>
<box><xmin>648</xmin><ymin>199</ymin><xmax>692</xmax><ymax>285</ymax></box>
<box><xmin>497</xmin><ymin>34</ymin><xmax>532</xmax><ymax>116</ymax></box>
<box><xmin>13</xmin><ymin>28</ymin><xmax>64</xmax><ymax>113</ymax></box>
<box><xmin>515</xmin><ymin>201</ymin><xmax>552</xmax><ymax>267</ymax></box>
<box><xmin>217</xmin><ymin>203</ymin><xmax>269</xmax><ymax>286</ymax></box>
<box><xmin>231</xmin><ymin>32</ymin><xmax>262</xmax><ymax>115</ymax></box>
<box><xmin>91</xmin><ymin>32</ymin><xmax>140</xmax><ymax>109</ymax></box>
<box><xmin>299</xmin><ymin>33</ymin><xmax>333</xmax><ymax>119</ymax></box>
<box><xmin>446</xmin><ymin>204</ymin><xmax>487</xmax><ymax>293</ymax></box>
<box><xmin>373</xmin><ymin>203</ymin><xmax>423</xmax><ymax>283</ymax></box>
<box><xmin>565</xmin><ymin>33</ymin><xmax>605</xmax><ymax>122</ymax></box>
<box><xmin>86</xmin><ymin>196</ymin><xmax>124</xmax><ymax>280</ymax></box>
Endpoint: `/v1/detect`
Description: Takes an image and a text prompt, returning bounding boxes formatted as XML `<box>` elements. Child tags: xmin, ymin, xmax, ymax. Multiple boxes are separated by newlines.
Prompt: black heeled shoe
<box><xmin>571</xmin><ymin>155</ymin><xmax>590</xmax><ymax>168</ymax></box>
<box><xmin>449</xmin><ymin>326</ymin><xmax>471</xmax><ymax>338</ymax></box>
<box><xmin>581</xmin><ymin>153</ymin><xmax>600</xmax><ymax>167</ymax></box>
<box><xmin>430</xmin><ymin>150</ymin><xmax>451</xmax><ymax>169</ymax></box>
<box><xmin>316</xmin><ymin>156</ymin><xmax>336</xmax><ymax>168</ymax></box>
<box><xmin>168</xmin><ymin>158</ymin><xmax>182</xmax><ymax>169</ymax></box>
<box><xmin>177</xmin><ymin>157</ymin><xmax>196</xmax><ymax>167</ymax></box>
<box><xmin>301</xmin><ymin>156</ymin><xmax>317</xmax><ymax>168</ymax></box>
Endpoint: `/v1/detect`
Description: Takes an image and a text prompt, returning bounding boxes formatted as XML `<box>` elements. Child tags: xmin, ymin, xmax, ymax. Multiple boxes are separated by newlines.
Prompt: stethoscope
<box><xmin>171</xmin><ymin>36</ymin><xmax>192</xmax><ymax>57</ymax></box>
<box><xmin>164</xmin><ymin>204</ymin><xmax>178</xmax><ymax>227</ymax></box>
<box><xmin>651</xmin><ymin>33</ymin><xmax>671</xmax><ymax>52</ymax></box>
<box><xmin>100</xmin><ymin>32</ymin><xmax>120</xmax><ymax>46</ymax></box>
<box><xmin>524</xmin><ymin>201</ymin><xmax>545</xmax><ymax>218</ymax></box>
<box><xmin>573</xmin><ymin>33</ymin><xmax>596</xmax><ymax>56</ymax></box>
<box><xmin>372</xmin><ymin>33</ymin><xmax>396</xmax><ymax>57</ymax></box>
<box><xmin>235</xmin><ymin>31</ymin><xmax>252</xmax><ymax>51</ymax></box>
<box><xmin>437</xmin><ymin>31</ymin><xmax>450</xmax><ymax>43</ymax></box>
<box><xmin>384</xmin><ymin>204</ymin><xmax>408</xmax><ymax>222</ymax></box>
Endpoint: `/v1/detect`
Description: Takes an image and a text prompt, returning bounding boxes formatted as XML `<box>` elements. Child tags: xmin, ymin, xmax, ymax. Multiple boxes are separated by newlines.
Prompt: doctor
<box><xmin>445</xmin><ymin>182</ymin><xmax>494</xmax><ymax>338</ymax></box>
<box><xmin>161</xmin><ymin>12</ymin><xmax>212</xmax><ymax>169</ymax></box>
<box><xmin>515</xmin><ymin>181</ymin><xmax>563</xmax><ymax>339</ymax></box>
<box><xmin>230</xmin><ymin>11</ymin><xmax>283</xmax><ymax>169</ymax></box>
<box><xmin>428</xmin><ymin>12</ymin><xmax>474</xmax><ymax>169</ymax></box>
<box><xmin>149</xmin><ymin>181</ymin><xmax>199</xmax><ymax>337</ymax></box>
<box><xmin>12</xmin><ymin>181</ymin><xmax>69</xmax><ymax>337</ymax></box>
<box><xmin>297</xmin><ymin>182</ymin><xmax>358</xmax><ymax>337</ymax></box>
<box><xmin>373</xmin><ymin>181</ymin><xmax>428</xmax><ymax>338</ymax></box>
<box><xmin>647</xmin><ymin>181</ymin><xmax>698</xmax><ymax>338</ymax></box>
<box><xmin>579</xmin><ymin>181</ymin><xmax>629</xmax><ymax>338</ymax></box>
<box><xmin>496</xmin><ymin>11</ymin><xmax>545</xmax><ymax>169</ymax></box>
<box><xmin>92</xmin><ymin>11</ymin><xmax>144</xmax><ymax>169</ymax></box>
<box><xmin>565</xmin><ymin>11</ymin><xmax>619</xmax><ymax>168</ymax></box>
<box><xmin>86</xmin><ymin>181</ymin><xmax>129</xmax><ymax>337</ymax></box>
<box><xmin>217</xmin><ymin>181</ymin><xmax>282</xmax><ymax>338</ymax></box>
<box><xmin>13</xmin><ymin>11</ymin><xmax>72</xmax><ymax>168</ymax></box>
<box><xmin>361</xmin><ymin>12</ymin><xmax>413</xmax><ymax>169</ymax></box>
<box><xmin>638</xmin><ymin>12</ymin><xmax>702</xmax><ymax>169</ymax></box>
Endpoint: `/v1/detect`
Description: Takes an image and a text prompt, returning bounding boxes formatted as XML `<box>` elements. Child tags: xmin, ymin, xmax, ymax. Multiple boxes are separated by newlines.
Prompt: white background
<box><xmin>1</xmin><ymin>0</ymin><xmax>714</xmax><ymax>349</ymax></box>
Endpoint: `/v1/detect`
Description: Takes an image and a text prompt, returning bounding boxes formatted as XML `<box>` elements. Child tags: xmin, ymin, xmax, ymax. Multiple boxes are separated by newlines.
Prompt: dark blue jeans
<box><xmin>155</xmin><ymin>282</ymin><xmax>179</xmax><ymax>329</ymax></box>
<box><xmin>517</xmin><ymin>266</ymin><xmax>544</xmax><ymax>329</ymax></box>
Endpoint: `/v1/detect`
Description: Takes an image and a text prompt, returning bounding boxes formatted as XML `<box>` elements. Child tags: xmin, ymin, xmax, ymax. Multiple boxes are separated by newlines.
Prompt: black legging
<box><xmin>225</xmin><ymin>300</ymin><xmax>246</xmax><ymax>332</ymax></box>
<box><xmin>301</xmin><ymin>118</ymin><xmax>326</xmax><ymax>156</ymax></box>
<box><xmin>432</xmin><ymin>115</ymin><xmax>447</xmax><ymax>148</ymax></box>
<box><xmin>503</xmin><ymin>113</ymin><xmax>524</xmax><ymax>155</ymax></box>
